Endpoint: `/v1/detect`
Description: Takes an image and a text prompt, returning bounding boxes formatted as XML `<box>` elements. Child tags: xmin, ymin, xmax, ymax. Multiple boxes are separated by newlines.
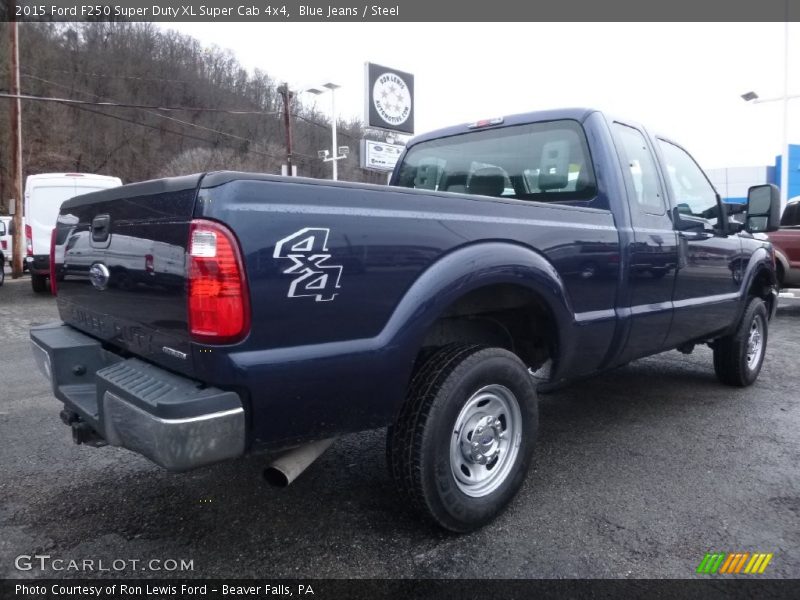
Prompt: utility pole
<box><xmin>329</xmin><ymin>86</ymin><xmax>338</xmax><ymax>181</ymax></box>
<box><xmin>9</xmin><ymin>19</ymin><xmax>24</xmax><ymax>278</ymax></box>
<box><xmin>278</xmin><ymin>83</ymin><xmax>294</xmax><ymax>176</ymax></box>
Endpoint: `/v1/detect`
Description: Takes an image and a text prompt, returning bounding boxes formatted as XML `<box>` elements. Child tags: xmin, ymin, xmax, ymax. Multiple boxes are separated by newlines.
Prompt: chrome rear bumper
<box><xmin>30</xmin><ymin>322</ymin><xmax>245</xmax><ymax>471</ymax></box>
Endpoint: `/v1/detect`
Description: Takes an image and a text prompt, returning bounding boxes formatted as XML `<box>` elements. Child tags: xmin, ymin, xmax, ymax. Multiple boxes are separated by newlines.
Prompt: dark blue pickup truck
<box><xmin>31</xmin><ymin>108</ymin><xmax>782</xmax><ymax>531</ymax></box>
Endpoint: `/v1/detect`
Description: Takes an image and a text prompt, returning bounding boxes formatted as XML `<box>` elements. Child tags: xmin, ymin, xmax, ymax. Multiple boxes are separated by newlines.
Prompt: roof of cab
<box><xmin>406</xmin><ymin>107</ymin><xmax>601</xmax><ymax>148</ymax></box>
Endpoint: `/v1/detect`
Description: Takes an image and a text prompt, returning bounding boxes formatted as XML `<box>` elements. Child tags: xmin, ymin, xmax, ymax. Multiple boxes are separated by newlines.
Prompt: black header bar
<box><xmin>3</xmin><ymin>0</ymin><xmax>800</xmax><ymax>22</ymax></box>
<box><xmin>4</xmin><ymin>578</ymin><xmax>800</xmax><ymax>600</ymax></box>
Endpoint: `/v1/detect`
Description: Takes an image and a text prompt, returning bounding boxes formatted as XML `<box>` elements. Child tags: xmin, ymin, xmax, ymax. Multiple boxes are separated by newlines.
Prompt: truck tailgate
<box><xmin>54</xmin><ymin>175</ymin><xmax>202</xmax><ymax>377</ymax></box>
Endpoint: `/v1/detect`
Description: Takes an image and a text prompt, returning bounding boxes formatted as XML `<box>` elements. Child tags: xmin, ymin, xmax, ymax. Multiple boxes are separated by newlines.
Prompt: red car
<box><xmin>769</xmin><ymin>198</ymin><xmax>800</xmax><ymax>288</ymax></box>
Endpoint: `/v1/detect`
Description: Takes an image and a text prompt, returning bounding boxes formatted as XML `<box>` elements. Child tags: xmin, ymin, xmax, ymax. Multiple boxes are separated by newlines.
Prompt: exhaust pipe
<box><xmin>263</xmin><ymin>438</ymin><xmax>336</xmax><ymax>487</ymax></box>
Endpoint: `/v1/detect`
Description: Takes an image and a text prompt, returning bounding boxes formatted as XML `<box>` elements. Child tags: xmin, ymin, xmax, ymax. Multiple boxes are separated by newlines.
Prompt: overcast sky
<box><xmin>166</xmin><ymin>22</ymin><xmax>799</xmax><ymax>170</ymax></box>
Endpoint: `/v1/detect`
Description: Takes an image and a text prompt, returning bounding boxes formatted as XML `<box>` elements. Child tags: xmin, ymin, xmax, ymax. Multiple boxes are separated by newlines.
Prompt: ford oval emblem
<box><xmin>89</xmin><ymin>263</ymin><xmax>110</xmax><ymax>290</ymax></box>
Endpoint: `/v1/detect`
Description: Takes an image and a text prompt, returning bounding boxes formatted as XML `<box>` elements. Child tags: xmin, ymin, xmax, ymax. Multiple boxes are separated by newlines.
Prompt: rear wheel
<box><xmin>0</xmin><ymin>263</ymin><xmax>5</xmax><ymax>286</ymax></box>
<box><xmin>31</xmin><ymin>273</ymin><xmax>48</xmax><ymax>293</ymax></box>
<box><xmin>713</xmin><ymin>297</ymin><xmax>768</xmax><ymax>387</ymax></box>
<box><xmin>387</xmin><ymin>344</ymin><xmax>538</xmax><ymax>532</ymax></box>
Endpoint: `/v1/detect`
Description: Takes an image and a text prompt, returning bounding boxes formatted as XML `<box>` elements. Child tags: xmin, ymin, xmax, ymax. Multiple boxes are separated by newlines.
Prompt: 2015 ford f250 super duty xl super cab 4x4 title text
<box><xmin>31</xmin><ymin>109</ymin><xmax>782</xmax><ymax>532</ymax></box>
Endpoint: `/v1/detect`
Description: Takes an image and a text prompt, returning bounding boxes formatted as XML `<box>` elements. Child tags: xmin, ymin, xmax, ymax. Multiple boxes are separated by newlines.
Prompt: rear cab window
<box><xmin>395</xmin><ymin>119</ymin><xmax>603</xmax><ymax>208</ymax></box>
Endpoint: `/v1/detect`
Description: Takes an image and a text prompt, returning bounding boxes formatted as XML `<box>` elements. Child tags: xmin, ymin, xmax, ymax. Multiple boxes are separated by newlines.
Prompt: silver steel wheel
<box><xmin>746</xmin><ymin>316</ymin><xmax>764</xmax><ymax>370</ymax></box>
<box><xmin>449</xmin><ymin>384</ymin><xmax>522</xmax><ymax>498</ymax></box>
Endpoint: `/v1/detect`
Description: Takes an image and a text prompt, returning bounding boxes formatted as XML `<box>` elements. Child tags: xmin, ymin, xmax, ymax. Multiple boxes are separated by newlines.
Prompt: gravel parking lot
<box><xmin>1</xmin><ymin>273</ymin><xmax>798</xmax><ymax>579</ymax></box>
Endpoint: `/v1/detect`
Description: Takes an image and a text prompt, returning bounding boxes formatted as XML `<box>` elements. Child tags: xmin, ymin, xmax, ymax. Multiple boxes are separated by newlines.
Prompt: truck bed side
<box><xmin>193</xmin><ymin>174</ymin><xmax>619</xmax><ymax>447</ymax></box>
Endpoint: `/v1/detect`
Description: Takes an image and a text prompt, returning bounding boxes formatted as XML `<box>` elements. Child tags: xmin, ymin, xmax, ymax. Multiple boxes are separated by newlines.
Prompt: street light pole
<box><xmin>742</xmin><ymin>13</ymin><xmax>793</xmax><ymax>212</ymax></box>
<box><xmin>781</xmin><ymin>18</ymin><xmax>790</xmax><ymax>208</ymax></box>
<box><xmin>278</xmin><ymin>83</ymin><xmax>294</xmax><ymax>176</ymax></box>
<box><xmin>304</xmin><ymin>82</ymin><xmax>346</xmax><ymax>181</ymax></box>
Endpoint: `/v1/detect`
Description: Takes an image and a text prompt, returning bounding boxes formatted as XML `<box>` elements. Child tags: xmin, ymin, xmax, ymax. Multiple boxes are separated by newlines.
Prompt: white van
<box><xmin>0</xmin><ymin>216</ymin><xmax>10</xmax><ymax>286</ymax></box>
<box><xmin>25</xmin><ymin>173</ymin><xmax>122</xmax><ymax>292</ymax></box>
<box><xmin>1</xmin><ymin>216</ymin><xmax>26</xmax><ymax>275</ymax></box>
<box><xmin>1</xmin><ymin>215</ymin><xmax>12</xmax><ymax>263</ymax></box>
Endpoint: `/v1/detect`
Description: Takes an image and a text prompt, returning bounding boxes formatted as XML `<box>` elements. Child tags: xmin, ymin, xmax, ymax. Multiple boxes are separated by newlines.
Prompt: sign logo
<box><xmin>373</xmin><ymin>73</ymin><xmax>411</xmax><ymax>126</ymax></box>
<box><xmin>365</xmin><ymin>62</ymin><xmax>414</xmax><ymax>134</ymax></box>
<box><xmin>273</xmin><ymin>228</ymin><xmax>343</xmax><ymax>302</ymax></box>
<box><xmin>89</xmin><ymin>263</ymin><xmax>110</xmax><ymax>290</ymax></box>
<box><xmin>696</xmin><ymin>552</ymin><xmax>773</xmax><ymax>575</ymax></box>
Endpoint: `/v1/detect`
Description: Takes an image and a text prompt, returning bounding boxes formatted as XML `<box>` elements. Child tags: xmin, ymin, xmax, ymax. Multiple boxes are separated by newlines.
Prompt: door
<box><xmin>611</xmin><ymin>122</ymin><xmax>679</xmax><ymax>363</ymax></box>
<box><xmin>656</xmin><ymin>138</ymin><xmax>742</xmax><ymax>347</ymax></box>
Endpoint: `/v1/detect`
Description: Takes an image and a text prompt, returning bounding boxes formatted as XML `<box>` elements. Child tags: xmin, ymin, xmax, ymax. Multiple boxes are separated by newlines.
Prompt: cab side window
<box><xmin>613</xmin><ymin>123</ymin><xmax>666</xmax><ymax>215</ymax></box>
<box><xmin>657</xmin><ymin>139</ymin><xmax>719</xmax><ymax>225</ymax></box>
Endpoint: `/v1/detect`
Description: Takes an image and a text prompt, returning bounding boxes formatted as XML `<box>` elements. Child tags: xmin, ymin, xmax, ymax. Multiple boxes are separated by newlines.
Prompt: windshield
<box><xmin>395</xmin><ymin>119</ymin><xmax>598</xmax><ymax>204</ymax></box>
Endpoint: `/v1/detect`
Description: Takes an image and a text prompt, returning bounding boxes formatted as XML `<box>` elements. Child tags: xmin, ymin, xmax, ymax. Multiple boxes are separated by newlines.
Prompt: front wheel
<box><xmin>387</xmin><ymin>345</ymin><xmax>538</xmax><ymax>532</ymax></box>
<box><xmin>713</xmin><ymin>297</ymin><xmax>768</xmax><ymax>387</ymax></box>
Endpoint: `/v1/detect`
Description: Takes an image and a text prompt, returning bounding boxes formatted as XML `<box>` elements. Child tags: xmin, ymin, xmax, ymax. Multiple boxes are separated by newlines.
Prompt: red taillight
<box><xmin>49</xmin><ymin>227</ymin><xmax>57</xmax><ymax>296</ymax></box>
<box><xmin>187</xmin><ymin>220</ymin><xmax>250</xmax><ymax>344</ymax></box>
<box><xmin>1</xmin><ymin>240</ymin><xmax>6</xmax><ymax>250</ymax></box>
<box><xmin>25</xmin><ymin>224</ymin><xmax>33</xmax><ymax>256</ymax></box>
<box><xmin>145</xmin><ymin>254</ymin><xmax>154</xmax><ymax>273</ymax></box>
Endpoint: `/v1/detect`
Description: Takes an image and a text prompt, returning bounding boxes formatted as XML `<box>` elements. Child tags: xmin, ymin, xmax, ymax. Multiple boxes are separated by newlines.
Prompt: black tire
<box><xmin>387</xmin><ymin>344</ymin><xmax>538</xmax><ymax>532</ymax></box>
<box><xmin>31</xmin><ymin>273</ymin><xmax>48</xmax><ymax>293</ymax></box>
<box><xmin>0</xmin><ymin>264</ymin><xmax>4</xmax><ymax>286</ymax></box>
<box><xmin>713</xmin><ymin>297</ymin><xmax>768</xmax><ymax>387</ymax></box>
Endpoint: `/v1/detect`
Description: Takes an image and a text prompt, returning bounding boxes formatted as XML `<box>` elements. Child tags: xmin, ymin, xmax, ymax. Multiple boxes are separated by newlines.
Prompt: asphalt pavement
<box><xmin>1</xmin><ymin>273</ymin><xmax>798</xmax><ymax>579</ymax></box>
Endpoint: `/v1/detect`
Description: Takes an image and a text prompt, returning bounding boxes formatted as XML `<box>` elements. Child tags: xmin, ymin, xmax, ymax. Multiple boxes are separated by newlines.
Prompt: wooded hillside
<box><xmin>0</xmin><ymin>22</ymin><xmax>386</xmax><ymax>213</ymax></box>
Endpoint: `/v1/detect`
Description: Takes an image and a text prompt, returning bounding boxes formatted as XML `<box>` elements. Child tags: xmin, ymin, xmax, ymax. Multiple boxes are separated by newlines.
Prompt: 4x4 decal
<box><xmin>273</xmin><ymin>227</ymin><xmax>343</xmax><ymax>302</ymax></box>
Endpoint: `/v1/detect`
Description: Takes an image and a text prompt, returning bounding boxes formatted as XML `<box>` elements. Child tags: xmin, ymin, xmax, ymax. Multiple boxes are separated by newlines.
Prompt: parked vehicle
<box><xmin>768</xmin><ymin>197</ymin><xmax>800</xmax><ymax>288</ymax></box>
<box><xmin>30</xmin><ymin>109</ymin><xmax>781</xmax><ymax>532</ymax></box>
<box><xmin>1</xmin><ymin>216</ymin><xmax>28</xmax><ymax>274</ymax></box>
<box><xmin>0</xmin><ymin>218</ymin><xmax>7</xmax><ymax>286</ymax></box>
<box><xmin>25</xmin><ymin>173</ymin><xmax>122</xmax><ymax>293</ymax></box>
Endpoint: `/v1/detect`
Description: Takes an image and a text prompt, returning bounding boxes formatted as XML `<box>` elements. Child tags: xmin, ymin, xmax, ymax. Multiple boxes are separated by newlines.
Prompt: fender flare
<box><xmin>380</xmin><ymin>241</ymin><xmax>576</xmax><ymax>375</ymax></box>
<box><xmin>733</xmin><ymin>247</ymin><xmax>778</xmax><ymax>325</ymax></box>
<box><xmin>740</xmin><ymin>246</ymin><xmax>778</xmax><ymax>290</ymax></box>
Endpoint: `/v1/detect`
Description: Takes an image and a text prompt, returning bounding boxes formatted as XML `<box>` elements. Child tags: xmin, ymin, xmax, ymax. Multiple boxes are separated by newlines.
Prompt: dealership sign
<box><xmin>364</xmin><ymin>63</ymin><xmax>414</xmax><ymax>134</ymax></box>
<box><xmin>360</xmin><ymin>139</ymin><xmax>403</xmax><ymax>172</ymax></box>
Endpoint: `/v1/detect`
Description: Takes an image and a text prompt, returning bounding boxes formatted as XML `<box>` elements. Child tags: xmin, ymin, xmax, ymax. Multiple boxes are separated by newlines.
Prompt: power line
<box><xmin>292</xmin><ymin>112</ymin><xmax>360</xmax><ymax>141</ymax></box>
<box><xmin>66</xmin><ymin>102</ymin><xmax>232</xmax><ymax>149</ymax></box>
<box><xmin>17</xmin><ymin>73</ymin><xmax>273</xmax><ymax>149</ymax></box>
<box><xmin>4</xmin><ymin>75</ymin><xmax>303</xmax><ymax>163</ymax></box>
<box><xmin>0</xmin><ymin>90</ymin><xmax>278</xmax><ymax>115</ymax></box>
<box><xmin>62</xmin><ymin>102</ymin><xmax>298</xmax><ymax>163</ymax></box>
<box><xmin>13</xmin><ymin>73</ymin><xmax>370</xmax><ymax>152</ymax></box>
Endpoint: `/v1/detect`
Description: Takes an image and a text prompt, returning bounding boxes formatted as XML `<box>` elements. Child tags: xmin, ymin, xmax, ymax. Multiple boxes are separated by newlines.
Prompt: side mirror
<box><xmin>673</xmin><ymin>207</ymin><xmax>714</xmax><ymax>233</ymax></box>
<box><xmin>746</xmin><ymin>184</ymin><xmax>781</xmax><ymax>233</ymax></box>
